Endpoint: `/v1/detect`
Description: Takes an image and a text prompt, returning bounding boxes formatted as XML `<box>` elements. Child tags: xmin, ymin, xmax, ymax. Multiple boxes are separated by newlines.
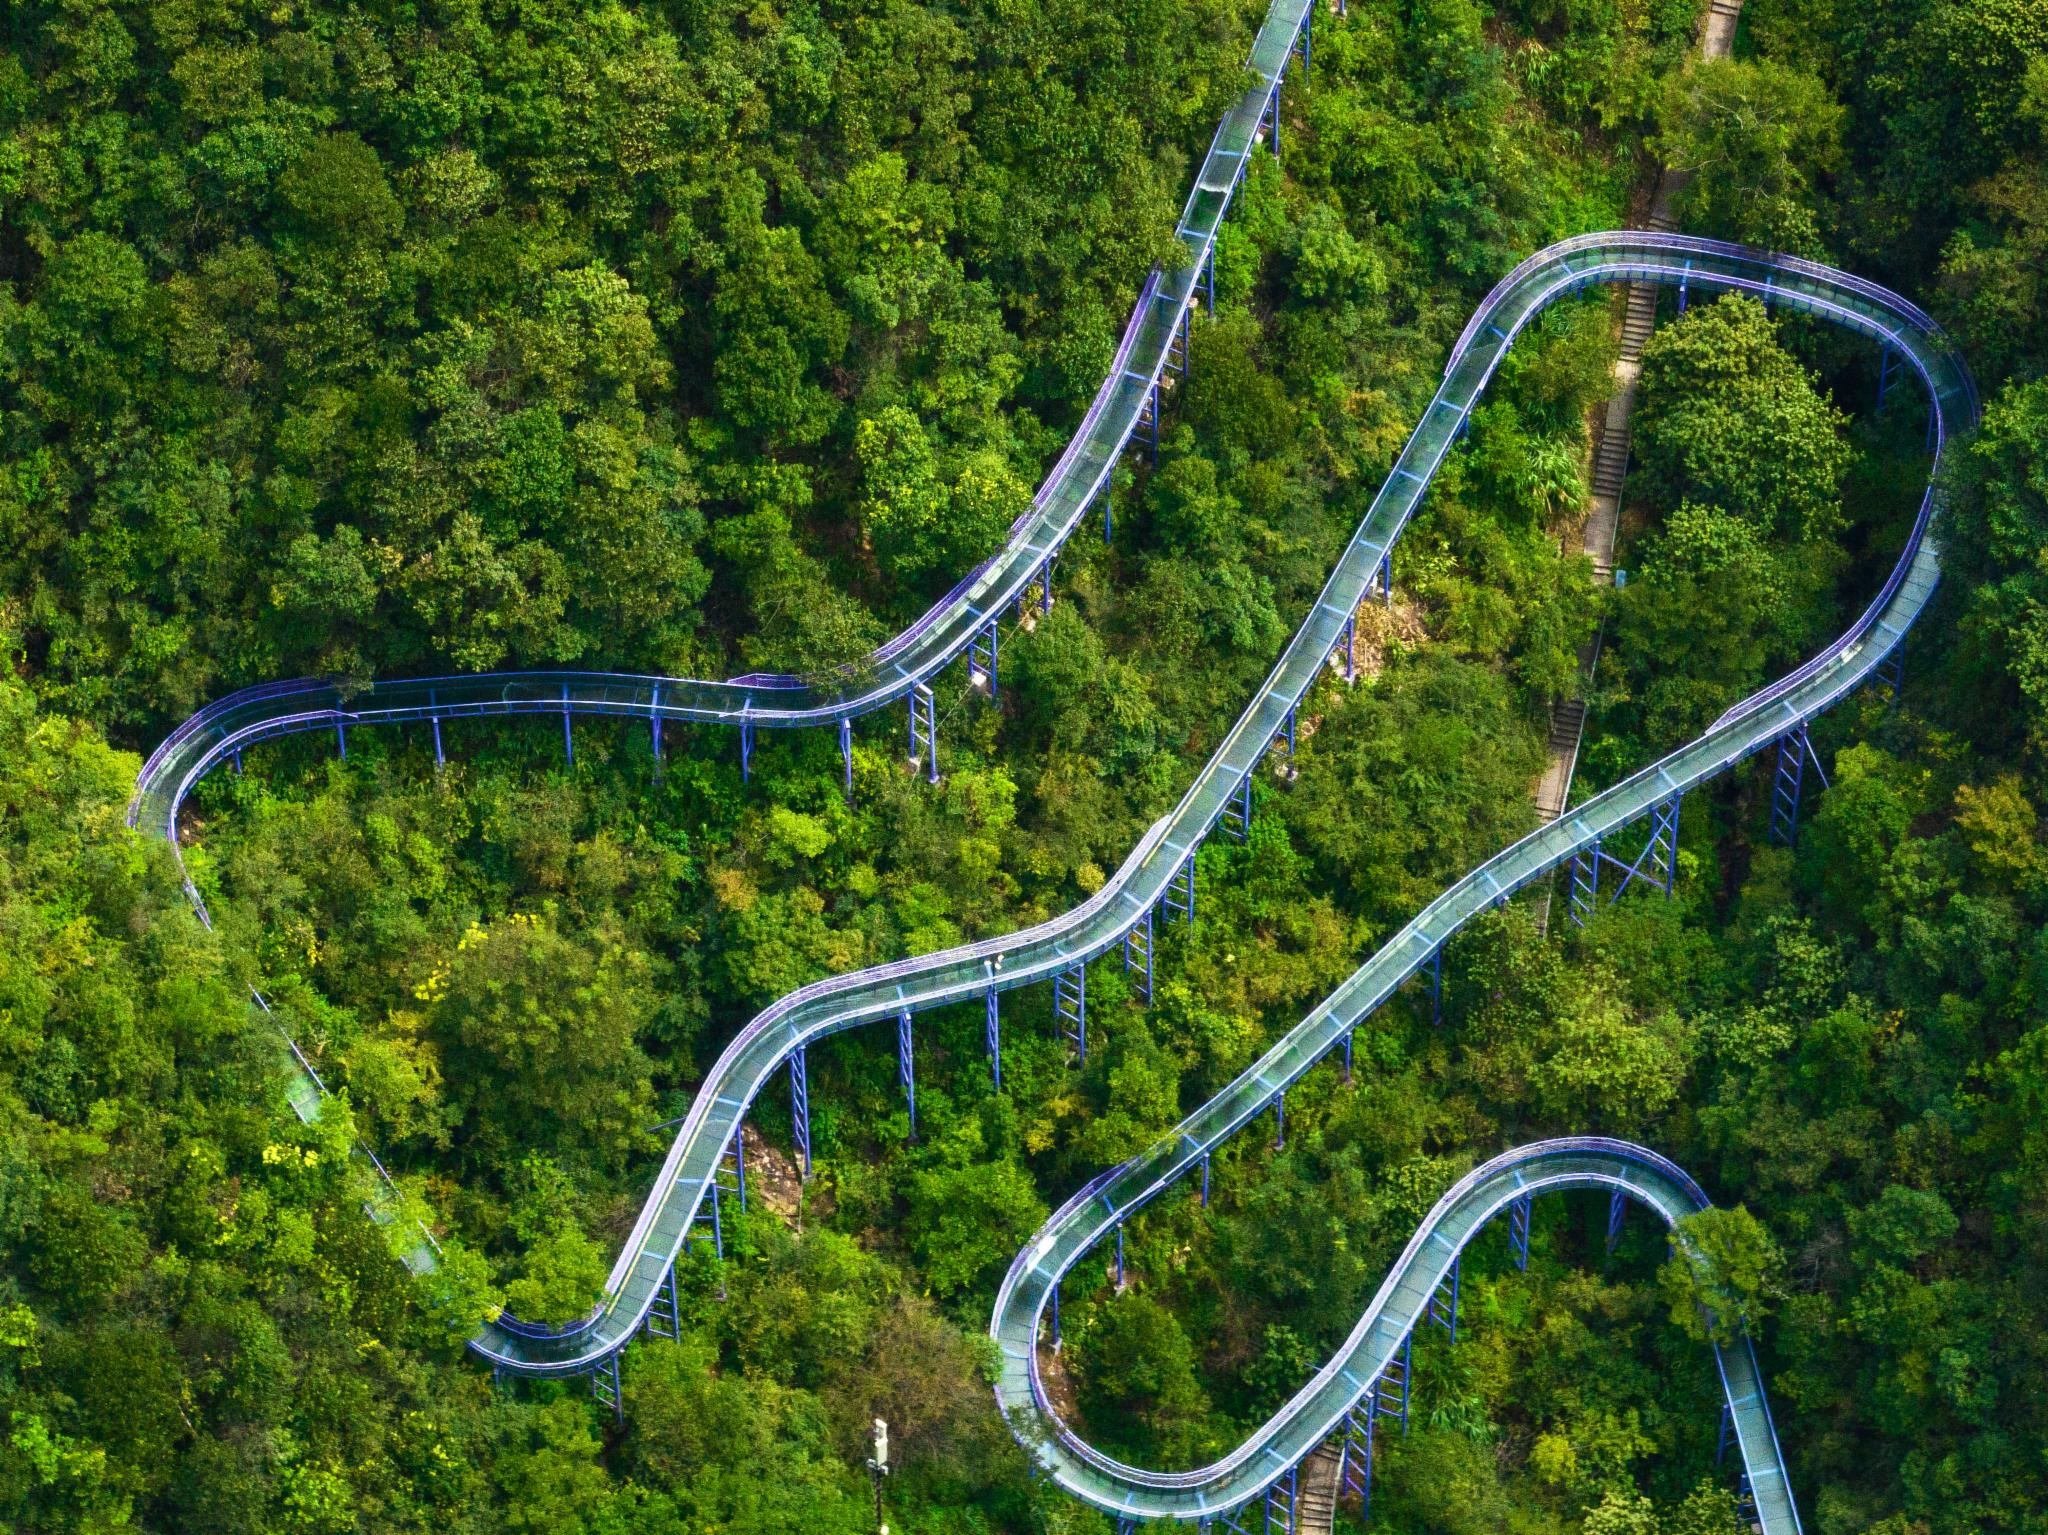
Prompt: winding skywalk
<box><xmin>125</xmin><ymin>0</ymin><xmax>1317</xmax><ymax>882</ymax></box>
<box><xmin>126</xmin><ymin>0</ymin><xmax>1978</xmax><ymax>1525</ymax></box>
<box><xmin>980</xmin><ymin>235</ymin><xmax>1973</xmax><ymax>1532</ymax></box>
<box><xmin>993</xmin><ymin>1140</ymin><xmax>1795</xmax><ymax>1530</ymax></box>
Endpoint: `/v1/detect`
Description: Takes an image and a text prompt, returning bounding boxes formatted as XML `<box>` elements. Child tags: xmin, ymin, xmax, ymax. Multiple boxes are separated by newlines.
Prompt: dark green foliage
<box><xmin>1608</xmin><ymin>295</ymin><xmax>1852</xmax><ymax>744</ymax></box>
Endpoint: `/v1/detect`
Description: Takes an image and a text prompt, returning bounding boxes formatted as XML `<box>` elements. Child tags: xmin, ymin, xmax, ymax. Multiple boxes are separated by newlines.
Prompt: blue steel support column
<box><xmin>1342</xmin><ymin>1026</ymin><xmax>1354</xmax><ymax>1082</ymax></box>
<box><xmin>1054</xmin><ymin>965</ymin><xmax>1088</xmax><ymax>1064</ymax></box>
<box><xmin>561</xmin><ymin>684</ymin><xmax>573</xmax><ymax>765</ymax></box>
<box><xmin>789</xmin><ymin>1046</ymin><xmax>811</xmax><ymax>1177</ymax></box>
<box><xmin>1164</xmin><ymin>850</ymin><xmax>1197</xmax><ymax>930</ymax></box>
<box><xmin>1103</xmin><ymin>486</ymin><xmax>1114</xmax><ymax>545</ymax></box>
<box><xmin>908</xmin><ymin>684</ymin><xmax>939</xmax><ymax>783</ymax></box>
<box><xmin>1770</xmin><ymin>725</ymin><xmax>1808</xmax><ymax>846</ymax></box>
<box><xmin>1223</xmin><ymin>773</ymin><xmax>1253</xmax><ymax>841</ymax></box>
<box><xmin>986</xmin><ymin>990</ymin><xmax>1001</xmax><ymax>1091</ymax></box>
<box><xmin>1606</xmin><ymin>796</ymin><xmax>1683</xmax><ymax>904</ymax></box>
<box><xmin>1428</xmin><ymin>1255</ymin><xmax>1461</xmax><ymax>1344</ymax></box>
<box><xmin>1200</xmin><ymin>1153</ymin><xmax>1211</xmax><ymax>1208</ymax></box>
<box><xmin>1568</xmin><ymin>843</ymin><xmax>1600</xmax><ymax>928</ymax></box>
<box><xmin>430</xmin><ymin>689</ymin><xmax>444</xmax><ymax>769</ymax></box>
<box><xmin>1378</xmin><ymin>549</ymin><xmax>1392</xmax><ymax>606</ymax></box>
<box><xmin>1606</xmin><ymin>1189</ymin><xmax>1627</xmax><ymax>1255</ymax></box>
<box><xmin>1122</xmin><ymin>906</ymin><xmax>1155</xmax><ymax>1005</ymax></box>
<box><xmin>1200</xmin><ymin>247</ymin><xmax>1215</xmax><ymax>317</ymax></box>
<box><xmin>1874</xmin><ymin>643</ymin><xmax>1905</xmax><ymax>700</ymax></box>
<box><xmin>1509</xmin><ymin>1192</ymin><xmax>1532</xmax><ymax>1270</ymax></box>
<box><xmin>1717</xmin><ymin>1402</ymin><xmax>1734</xmax><ymax>1465</ymax></box>
<box><xmin>1050</xmin><ymin>1281</ymin><xmax>1061</xmax><ymax>1348</ymax></box>
<box><xmin>1040</xmin><ymin>552</ymin><xmax>1056</xmax><ymax>615</ymax></box>
<box><xmin>1115</xmin><ymin>1223</ymin><xmax>1125</xmax><ymax>1288</ymax></box>
<box><xmin>898</xmin><ymin>1010</ymin><xmax>917</xmax><ymax>1139</ymax></box>
<box><xmin>1273</xmin><ymin>1090</ymin><xmax>1286</xmax><ymax>1149</ymax></box>
<box><xmin>1263</xmin><ymin>1462</ymin><xmax>1297</xmax><ymax>1535</ymax></box>
<box><xmin>740</xmin><ymin>718</ymin><xmax>753</xmax><ymax>782</ymax></box>
<box><xmin>589</xmin><ymin>1351</ymin><xmax>622</xmax><ymax>1426</ymax></box>
<box><xmin>1296</xmin><ymin>3</ymin><xmax>1310</xmax><ymax>82</ymax></box>
<box><xmin>1338</xmin><ymin>1402</ymin><xmax>1373</xmax><ymax>1513</ymax></box>
<box><xmin>1341</xmin><ymin>613</ymin><xmax>1356</xmax><ymax>681</ymax></box>
<box><xmin>1877</xmin><ymin>346</ymin><xmax>1896</xmax><ymax>409</ymax></box>
<box><xmin>969</xmin><ymin>620</ymin><xmax>1000</xmax><ymax>700</ymax></box>
<box><xmin>645</xmin><ymin>1259</ymin><xmax>680</xmax><ymax>1340</ymax></box>
<box><xmin>1397</xmin><ymin>1330</ymin><xmax>1412</xmax><ymax>1431</ymax></box>
<box><xmin>1373</xmin><ymin>1335</ymin><xmax>1412</xmax><ymax>1435</ymax></box>
<box><xmin>1661</xmin><ymin>792</ymin><xmax>1683</xmax><ymax>896</ymax></box>
<box><xmin>839</xmin><ymin>716</ymin><xmax>852</xmax><ymax>802</ymax></box>
<box><xmin>650</xmin><ymin>684</ymin><xmax>663</xmax><ymax>775</ymax></box>
<box><xmin>337</xmin><ymin>723</ymin><xmax>347</xmax><ymax>760</ymax></box>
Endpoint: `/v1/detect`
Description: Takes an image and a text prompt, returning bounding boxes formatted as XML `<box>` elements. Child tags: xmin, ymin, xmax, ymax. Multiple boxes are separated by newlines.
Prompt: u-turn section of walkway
<box><xmin>128</xmin><ymin>0</ymin><xmax>1976</xmax><ymax>1527</ymax></box>
<box><xmin>995</xmin><ymin>1140</ymin><xmax>1791</xmax><ymax>1531</ymax></box>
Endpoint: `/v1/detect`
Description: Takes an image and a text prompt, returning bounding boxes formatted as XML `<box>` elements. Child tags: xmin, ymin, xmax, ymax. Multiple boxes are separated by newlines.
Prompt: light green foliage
<box><xmin>1655</xmin><ymin>58</ymin><xmax>1845</xmax><ymax>254</ymax></box>
<box><xmin>1659</xmin><ymin>1207</ymin><xmax>1784</xmax><ymax>1346</ymax></box>
<box><xmin>1937</xmin><ymin>57</ymin><xmax>2048</xmax><ymax>383</ymax></box>
<box><xmin>904</xmin><ymin>1122</ymin><xmax>1048</xmax><ymax>1300</ymax></box>
<box><xmin>1613</xmin><ymin>504</ymin><xmax>1793</xmax><ymax>745</ymax></box>
<box><xmin>429</xmin><ymin>909</ymin><xmax>658</xmax><ymax>1177</ymax></box>
<box><xmin>501</xmin><ymin>1158</ymin><xmax>611</xmax><ymax>1326</ymax></box>
<box><xmin>1525</xmin><ymin>990</ymin><xmax>1693</xmax><ymax>1131</ymax></box>
<box><xmin>1633</xmin><ymin>296</ymin><xmax>1852</xmax><ymax>545</ymax></box>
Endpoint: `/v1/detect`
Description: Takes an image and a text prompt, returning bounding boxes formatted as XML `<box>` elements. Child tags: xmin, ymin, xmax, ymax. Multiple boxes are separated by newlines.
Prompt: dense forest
<box><xmin>2</xmin><ymin>0</ymin><xmax>2047</xmax><ymax>1532</ymax></box>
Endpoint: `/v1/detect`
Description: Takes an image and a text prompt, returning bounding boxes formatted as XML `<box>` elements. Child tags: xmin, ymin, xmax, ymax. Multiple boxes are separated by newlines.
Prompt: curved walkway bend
<box><xmin>126</xmin><ymin>0</ymin><xmax>1315</xmax><ymax>885</ymax></box>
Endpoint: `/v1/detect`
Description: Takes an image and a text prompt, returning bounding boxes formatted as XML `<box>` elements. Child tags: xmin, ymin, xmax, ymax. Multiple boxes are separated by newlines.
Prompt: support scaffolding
<box><xmin>1054</xmin><ymin>966</ymin><xmax>1088</xmax><ymax>1064</ymax></box>
<box><xmin>1123</xmin><ymin>907</ymin><xmax>1155</xmax><ymax>1005</ymax></box>
<box><xmin>1164</xmin><ymin>850</ymin><xmax>1197</xmax><ymax>930</ymax></box>
<box><xmin>969</xmin><ymin>620</ymin><xmax>1000</xmax><ymax>699</ymax></box>
<box><xmin>986</xmin><ymin>990</ymin><xmax>1002</xmax><ymax>1091</ymax></box>
<box><xmin>898</xmin><ymin>1011</ymin><xmax>917</xmax><ymax>1138</ymax></box>
<box><xmin>907</xmin><ymin>684</ymin><xmax>938</xmax><ymax>784</ymax></box>
<box><xmin>1564</xmin><ymin>793</ymin><xmax>1684</xmax><ymax>928</ymax></box>
<box><xmin>1769</xmin><ymin>724</ymin><xmax>1828</xmax><ymax>846</ymax></box>
<box><xmin>1222</xmin><ymin>775</ymin><xmax>1253</xmax><ymax>842</ymax></box>
<box><xmin>789</xmin><ymin>1045</ymin><xmax>811</xmax><ymax>1177</ymax></box>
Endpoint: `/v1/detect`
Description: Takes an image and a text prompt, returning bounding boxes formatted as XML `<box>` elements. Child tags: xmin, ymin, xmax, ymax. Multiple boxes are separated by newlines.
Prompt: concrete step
<box><xmin>1294</xmin><ymin>1446</ymin><xmax>1344</xmax><ymax>1535</ymax></box>
<box><xmin>1549</xmin><ymin>701</ymin><xmax>1587</xmax><ymax>750</ymax></box>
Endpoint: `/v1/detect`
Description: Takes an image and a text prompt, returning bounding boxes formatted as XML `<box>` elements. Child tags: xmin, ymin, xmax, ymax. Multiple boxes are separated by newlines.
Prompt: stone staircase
<box><xmin>1294</xmin><ymin>1444</ymin><xmax>1343</xmax><ymax>1535</ymax></box>
<box><xmin>1529</xmin><ymin>0</ymin><xmax>1747</xmax><ymax>929</ymax></box>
